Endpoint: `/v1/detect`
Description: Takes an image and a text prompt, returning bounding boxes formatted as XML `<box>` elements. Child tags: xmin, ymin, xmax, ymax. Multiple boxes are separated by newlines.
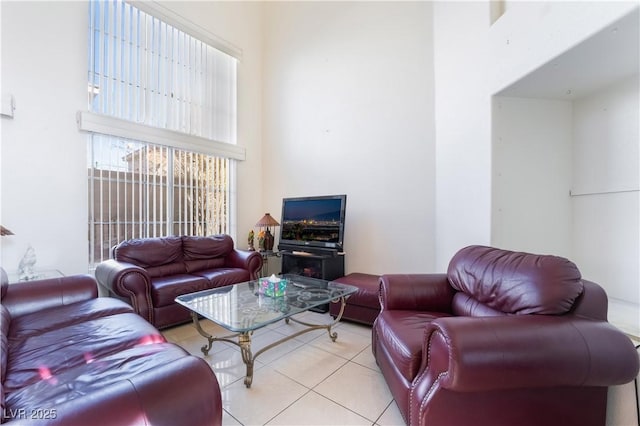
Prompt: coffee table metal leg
<box><xmin>287</xmin><ymin>295</ymin><xmax>347</xmax><ymax>342</ymax></box>
<box><xmin>191</xmin><ymin>312</ymin><xmax>215</xmax><ymax>356</ymax></box>
<box><xmin>239</xmin><ymin>332</ymin><xmax>254</xmax><ymax>388</ymax></box>
<box><xmin>188</xmin><ymin>295</ymin><xmax>350</xmax><ymax>387</ymax></box>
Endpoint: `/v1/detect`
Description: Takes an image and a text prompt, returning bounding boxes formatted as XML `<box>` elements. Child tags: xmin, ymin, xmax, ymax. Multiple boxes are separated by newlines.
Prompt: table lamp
<box><xmin>255</xmin><ymin>213</ymin><xmax>279</xmax><ymax>251</ymax></box>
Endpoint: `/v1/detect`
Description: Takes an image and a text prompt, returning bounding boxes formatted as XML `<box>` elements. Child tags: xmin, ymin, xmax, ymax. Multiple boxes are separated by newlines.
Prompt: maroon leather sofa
<box><xmin>372</xmin><ymin>245</ymin><xmax>640</xmax><ymax>426</ymax></box>
<box><xmin>96</xmin><ymin>234</ymin><xmax>263</xmax><ymax>329</ymax></box>
<box><xmin>1</xmin><ymin>268</ymin><xmax>222</xmax><ymax>425</ymax></box>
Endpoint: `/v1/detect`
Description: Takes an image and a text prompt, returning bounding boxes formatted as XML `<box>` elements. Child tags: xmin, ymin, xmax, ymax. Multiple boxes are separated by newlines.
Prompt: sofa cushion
<box><xmin>114</xmin><ymin>237</ymin><xmax>185</xmax><ymax>277</ymax></box>
<box><xmin>8</xmin><ymin>298</ymin><xmax>133</xmax><ymax>341</ymax></box>
<box><xmin>150</xmin><ymin>274</ymin><xmax>211</xmax><ymax>307</ymax></box>
<box><xmin>183</xmin><ymin>235</ymin><xmax>234</xmax><ymax>273</ymax></box>
<box><xmin>375</xmin><ymin>310</ymin><xmax>451</xmax><ymax>383</ymax></box>
<box><xmin>447</xmin><ymin>245</ymin><xmax>584</xmax><ymax>315</ymax></box>
<box><xmin>4</xmin><ymin>312</ymin><xmax>163</xmax><ymax>393</ymax></box>
<box><xmin>191</xmin><ymin>268</ymin><xmax>251</xmax><ymax>288</ymax></box>
<box><xmin>451</xmin><ymin>292</ymin><xmax>508</xmax><ymax>317</ymax></box>
<box><xmin>4</xmin><ymin>343</ymin><xmax>187</xmax><ymax>412</ymax></box>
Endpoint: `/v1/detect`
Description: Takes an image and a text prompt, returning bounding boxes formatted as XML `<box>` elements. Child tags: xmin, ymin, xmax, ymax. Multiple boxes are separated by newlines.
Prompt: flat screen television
<box><xmin>278</xmin><ymin>194</ymin><xmax>347</xmax><ymax>252</ymax></box>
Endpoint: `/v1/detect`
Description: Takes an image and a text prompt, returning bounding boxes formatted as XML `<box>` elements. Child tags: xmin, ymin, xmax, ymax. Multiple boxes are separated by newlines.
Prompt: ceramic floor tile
<box><xmin>161</xmin><ymin>322</ymin><xmax>199</xmax><ymax>341</ymax></box>
<box><xmin>376</xmin><ymin>400</ymin><xmax>405</xmax><ymax>426</ymax></box>
<box><xmin>314</xmin><ymin>362</ymin><xmax>393</xmax><ymax>422</ymax></box>
<box><xmin>309</xmin><ymin>325</ymin><xmax>372</xmax><ymax>360</ymax></box>
<box><xmin>222</xmin><ymin>368</ymin><xmax>309</xmax><ymax>426</ymax></box>
<box><xmin>247</xmin><ymin>328</ymin><xmax>307</xmax><ymax>365</ymax></box>
<box><xmin>350</xmin><ymin>345</ymin><xmax>378</xmax><ymax>371</ymax></box>
<box><xmin>334</xmin><ymin>320</ymin><xmax>373</xmax><ymax>338</ymax></box>
<box><xmin>222</xmin><ymin>410</ymin><xmax>243</xmax><ymax>426</ymax></box>
<box><xmin>269</xmin><ymin>318</ymin><xmax>331</xmax><ymax>344</ymax></box>
<box><xmin>270</xmin><ymin>343</ymin><xmax>348</xmax><ymax>388</ymax></box>
<box><xmin>267</xmin><ymin>390</ymin><xmax>372</xmax><ymax>426</ymax></box>
<box><xmin>205</xmin><ymin>344</ymin><xmax>268</xmax><ymax>388</ymax></box>
<box><xmin>162</xmin><ymin>310</ymin><xmax>395</xmax><ymax>426</ymax></box>
<box><xmin>174</xmin><ymin>334</ymin><xmax>211</xmax><ymax>357</ymax></box>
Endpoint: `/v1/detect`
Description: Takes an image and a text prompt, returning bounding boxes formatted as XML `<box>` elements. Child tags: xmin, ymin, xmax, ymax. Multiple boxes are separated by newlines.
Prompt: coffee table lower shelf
<box><xmin>189</xmin><ymin>296</ymin><xmax>349</xmax><ymax>388</ymax></box>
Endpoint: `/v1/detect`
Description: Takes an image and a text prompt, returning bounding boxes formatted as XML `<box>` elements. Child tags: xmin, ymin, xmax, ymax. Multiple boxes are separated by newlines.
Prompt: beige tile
<box><xmin>222</xmin><ymin>410</ymin><xmax>242</xmax><ymax>426</ymax></box>
<box><xmin>269</xmin><ymin>317</ymin><xmax>332</xmax><ymax>344</ymax></box>
<box><xmin>222</xmin><ymin>369</ymin><xmax>309</xmax><ymax>425</ymax></box>
<box><xmin>267</xmin><ymin>391</ymin><xmax>372</xmax><ymax>426</ymax></box>
<box><xmin>166</xmin><ymin>306</ymin><xmax>398</xmax><ymax>425</ymax></box>
<box><xmin>351</xmin><ymin>345</ymin><xmax>378</xmax><ymax>371</ymax></box>
<box><xmin>335</xmin><ymin>320</ymin><xmax>373</xmax><ymax>338</ymax></box>
<box><xmin>206</xmin><ymin>345</ymin><xmax>263</xmax><ymax>388</ymax></box>
<box><xmin>161</xmin><ymin>322</ymin><xmax>199</xmax><ymax>341</ymax></box>
<box><xmin>309</xmin><ymin>325</ymin><xmax>372</xmax><ymax>360</ymax></box>
<box><xmin>270</xmin><ymin>344</ymin><xmax>348</xmax><ymax>388</ymax></box>
<box><xmin>248</xmin><ymin>328</ymin><xmax>307</xmax><ymax>365</ymax></box>
<box><xmin>376</xmin><ymin>400</ymin><xmax>405</xmax><ymax>426</ymax></box>
<box><xmin>314</xmin><ymin>362</ymin><xmax>393</xmax><ymax>422</ymax></box>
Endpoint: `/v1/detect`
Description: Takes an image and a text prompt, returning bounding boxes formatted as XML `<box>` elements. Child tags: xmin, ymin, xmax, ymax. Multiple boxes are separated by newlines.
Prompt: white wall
<box><xmin>572</xmin><ymin>75</ymin><xmax>639</xmax><ymax>335</ymax></box>
<box><xmin>434</xmin><ymin>1</ymin><xmax>638</xmax><ymax>272</ymax></box>
<box><xmin>488</xmin><ymin>1</ymin><xmax>639</xmax><ymax>95</ymax></box>
<box><xmin>1</xmin><ymin>1</ymin><xmax>88</xmax><ymax>274</ymax></box>
<box><xmin>434</xmin><ymin>3</ymin><xmax>638</xmax><ymax>263</ymax></box>
<box><xmin>0</xmin><ymin>1</ymin><xmax>264</xmax><ymax>274</ymax></box>
<box><xmin>262</xmin><ymin>1</ymin><xmax>435</xmax><ymax>274</ymax></box>
<box><xmin>491</xmin><ymin>96</ymin><xmax>573</xmax><ymax>257</ymax></box>
<box><xmin>433</xmin><ymin>1</ymin><xmax>492</xmax><ymax>271</ymax></box>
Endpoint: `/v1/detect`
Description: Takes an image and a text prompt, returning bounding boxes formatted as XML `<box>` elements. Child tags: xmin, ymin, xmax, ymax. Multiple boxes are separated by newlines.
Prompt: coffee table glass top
<box><xmin>175</xmin><ymin>274</ymin><xmax>357</xmax><ymax>333</ymax></box>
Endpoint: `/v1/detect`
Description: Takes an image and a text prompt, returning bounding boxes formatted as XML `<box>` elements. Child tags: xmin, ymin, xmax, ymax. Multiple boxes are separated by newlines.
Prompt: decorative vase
<box><xmin>248</xmin><ymin>230</ymin><xmax>255</xmax><ymax>251</ymax></box>
<box><xmin>264</xmin><ymin>229</ymin><xmax>274</xmax><ymax>251</ymax></box>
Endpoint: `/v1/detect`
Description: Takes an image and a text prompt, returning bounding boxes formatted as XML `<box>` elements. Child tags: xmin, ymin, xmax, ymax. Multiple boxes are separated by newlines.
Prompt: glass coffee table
<box><xmin>175</xmin><ymin>274</ymin><xmax>357</xmax><ymax>388</ymax></box>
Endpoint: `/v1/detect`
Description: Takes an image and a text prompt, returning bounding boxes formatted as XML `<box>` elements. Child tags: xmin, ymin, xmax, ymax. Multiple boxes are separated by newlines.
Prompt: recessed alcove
<box><xmin>491</xmin><ymin>7</ymin><xmax>639</xmax><ymax>335</ymax></box>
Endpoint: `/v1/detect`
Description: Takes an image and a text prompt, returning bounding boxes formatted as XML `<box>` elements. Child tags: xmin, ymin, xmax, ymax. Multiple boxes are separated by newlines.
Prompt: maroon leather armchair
<box><xmin>372</xmin><ymin>245</ymin><xmax>639</xmax><ymax>426</ymax></box>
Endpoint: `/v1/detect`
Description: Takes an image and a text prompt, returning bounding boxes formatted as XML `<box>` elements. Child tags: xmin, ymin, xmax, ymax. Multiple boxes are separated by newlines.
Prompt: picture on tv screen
<box><xmin>280</xmin><ymin>196</ymin><xmax>345</xmax><ymax>247</ymax></box>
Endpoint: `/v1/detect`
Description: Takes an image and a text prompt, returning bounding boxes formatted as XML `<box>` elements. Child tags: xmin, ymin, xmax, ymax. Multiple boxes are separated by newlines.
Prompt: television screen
<box><xmin>279</xmin><ymin>195</ymin><xmax>346</xmax><ymax>251</ymax></box>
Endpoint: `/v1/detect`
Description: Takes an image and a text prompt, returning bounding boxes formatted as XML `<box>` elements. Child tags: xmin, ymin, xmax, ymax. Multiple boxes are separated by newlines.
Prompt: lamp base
<box><xmin>264</xmin><ymin>229</ymin><xmax>275</xmax><ymax>251</ymax></box>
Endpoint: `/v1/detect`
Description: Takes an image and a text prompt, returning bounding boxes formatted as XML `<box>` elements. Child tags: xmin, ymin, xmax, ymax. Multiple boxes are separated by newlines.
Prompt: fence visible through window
<box><xmin>88</xmin><ymin>136</ymin><xmax>229</xmax><ymax>265</ymax></box>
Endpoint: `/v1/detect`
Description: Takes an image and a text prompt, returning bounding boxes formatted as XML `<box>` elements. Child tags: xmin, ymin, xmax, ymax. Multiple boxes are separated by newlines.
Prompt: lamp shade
<box><xmin>255</xmin><ymin>213</ymin><xmax>280</xmax><ymax>228</ymax></box>
<box><xmin>1</xmin><ymin>225</ymin><xmax>14</xmax><ymax>236</ymax></box>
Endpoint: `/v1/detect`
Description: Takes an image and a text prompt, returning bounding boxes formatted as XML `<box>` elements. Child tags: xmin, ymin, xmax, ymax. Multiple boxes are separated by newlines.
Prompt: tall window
<box><xmin>85</xmin><ymin>0</ymin><xmax>242</xmax><ymax>267</ymax></box>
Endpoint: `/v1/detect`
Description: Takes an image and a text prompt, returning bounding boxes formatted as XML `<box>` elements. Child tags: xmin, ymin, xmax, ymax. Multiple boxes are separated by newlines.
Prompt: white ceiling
<box><xmin>497</xmin><ymin>7</ymin><xmax>639</xmax><ymax>100</ymax></box>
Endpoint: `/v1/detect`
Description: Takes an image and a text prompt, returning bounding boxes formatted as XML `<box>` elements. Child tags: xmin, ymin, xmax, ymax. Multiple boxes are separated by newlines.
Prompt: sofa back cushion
<box><xmin>183</xmin><ymin>235</ymin><xmax>233</xmax><ymax>273</ymax></box>
<box><xmin>114</xmin><ymin>236</ymin><xmax>186</xmax><ymax>277</ymax></box>
<box><xmin>447</xmin><ymin>245</ymin><xmax>584</xmax><ymax>315</ymax></box>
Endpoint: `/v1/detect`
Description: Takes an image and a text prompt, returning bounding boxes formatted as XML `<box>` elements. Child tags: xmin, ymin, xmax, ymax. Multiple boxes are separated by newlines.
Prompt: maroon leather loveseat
<box><xmin>1</xmin><ymin>268</ymin><xmax>222</xmax><ymax>425</ymax></box>
<box><xmin>96</xmin><ymin>234</ymin><xmax>262</xmax><ymax>329</ymax></box>
<box><xmin>372</xmin><ymin>245</ymin><xmax>639</xmax><ymax>426</ymax></box>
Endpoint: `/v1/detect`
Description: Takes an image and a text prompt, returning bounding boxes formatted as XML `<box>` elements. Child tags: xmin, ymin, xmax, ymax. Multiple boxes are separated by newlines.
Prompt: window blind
<box><xmin>87</xmin><ymin>0</ymin><xmax>238</xmax><ymax>145</ymax></box>
<box><xmin>86</xmin><ymin>0</ymin><xmax>236</xmax><ymax>267</ymax></box>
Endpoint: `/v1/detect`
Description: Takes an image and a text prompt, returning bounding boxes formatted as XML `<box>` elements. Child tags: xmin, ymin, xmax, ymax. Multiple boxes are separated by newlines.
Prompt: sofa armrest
<box><xmin>414</xmin><ymin>315</ymin><xmax>639</xmax><ymax>395</ymax></box>
<box><xmin>95</xmin><ymin>259</ymin><xmax>154</xmax><ymax>323</ymax></box>
<box><xmin>1</xmin><ymin>275</ymin><xmax>98</xmax><ymax>319</ymax></box>
<box><xmin>379</xmin><ymin>274</ymin><xmax>454</xmax><ymax>313</ymax></box>
<box><xmin>225</xmin><ymin>249</ymin><xmax>263</xmax><ymax>280</ymax></box>
<box><xmin>571</xmin><ymin>279</ymin><xmax>608</xmax><ymax>320</ymax></box>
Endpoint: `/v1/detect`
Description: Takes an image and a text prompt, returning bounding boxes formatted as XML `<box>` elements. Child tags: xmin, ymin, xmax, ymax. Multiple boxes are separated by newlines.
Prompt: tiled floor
<box><xmin>162</xmin><ymin>311</ymin><xmax>405</xmax><ymax>426</ymax></box>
